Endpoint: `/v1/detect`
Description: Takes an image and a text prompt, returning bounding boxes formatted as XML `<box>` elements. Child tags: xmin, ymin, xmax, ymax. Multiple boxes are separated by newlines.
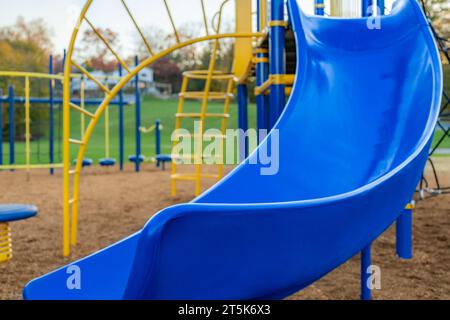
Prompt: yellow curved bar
<box><xmin>63</xmin><ymin>0</ymin><xmax>93</xmax><ymax>257</ymax></box>
<box><xmin>64</xmin><ymin>31</ymin><xmax>262</xmax><ymax>256</ymax></box>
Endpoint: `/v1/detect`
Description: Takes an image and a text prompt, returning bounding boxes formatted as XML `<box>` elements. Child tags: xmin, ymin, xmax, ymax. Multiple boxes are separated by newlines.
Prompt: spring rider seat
<box><xmin>0</xmin><ymin>204</ymin><xmax>38</xmax><ymax>262</ymax></box>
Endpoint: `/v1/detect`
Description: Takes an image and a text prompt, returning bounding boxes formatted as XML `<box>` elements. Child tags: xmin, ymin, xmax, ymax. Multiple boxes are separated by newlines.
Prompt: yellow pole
<box><xmin>80</xmin><ymin>79</ymin><xmax>85</xmax><ymax>139</ymax></box>
<box><xmin>171</xmin><ymin>76</ymin><xmax>189</xmax><ymax>196</ymax></box>
<box><xmin>25</xmin><ymin>76</ymin><xmax>31</xmax><ymax>172</ymax></box>
<box><xmin>105</xmin><ymin>95</ymin><xmax>110</xmax><ymax>159</ymax></box>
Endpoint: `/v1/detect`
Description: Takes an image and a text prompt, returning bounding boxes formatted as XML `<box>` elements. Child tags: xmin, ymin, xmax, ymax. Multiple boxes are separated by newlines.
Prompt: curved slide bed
<box><xmin>24</xmin><ymin>0</ymin><xmax>442</xmax><ymax>299</ymax></box>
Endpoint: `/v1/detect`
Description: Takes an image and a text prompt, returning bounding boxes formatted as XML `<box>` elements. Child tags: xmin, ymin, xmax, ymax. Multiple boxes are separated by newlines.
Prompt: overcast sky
<box><xmin>0</xmin><ymin>0</ymin><xmax>394</xmax><ymax>56</ymax></box>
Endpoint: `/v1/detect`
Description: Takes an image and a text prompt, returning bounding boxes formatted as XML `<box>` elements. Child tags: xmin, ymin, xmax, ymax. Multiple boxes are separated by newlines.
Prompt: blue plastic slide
<box><xmin>24</xmin><ymin>0</ymin><xmax>442</xmax><ymax>299</ymax></box>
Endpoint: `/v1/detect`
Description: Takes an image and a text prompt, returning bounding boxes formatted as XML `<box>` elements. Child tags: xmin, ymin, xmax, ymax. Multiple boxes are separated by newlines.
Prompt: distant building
<box><xmin>70</xmin><ymin>67</ymin><xmax>170</xmax><ymax>96</ymax></box>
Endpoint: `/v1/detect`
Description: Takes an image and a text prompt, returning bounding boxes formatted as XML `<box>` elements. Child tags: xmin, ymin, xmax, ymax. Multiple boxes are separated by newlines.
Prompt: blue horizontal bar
<box><xmin>0</xmin><ymin>97</ymin><xmax>131</xmax><ymax>106</ymax></box>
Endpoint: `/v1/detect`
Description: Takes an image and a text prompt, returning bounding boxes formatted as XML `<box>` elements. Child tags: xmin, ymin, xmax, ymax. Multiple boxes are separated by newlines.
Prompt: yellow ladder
<box><xmin>171</xmin><ymin>70</ymin><xmax>234</xmax><ymax>197</ymax></box>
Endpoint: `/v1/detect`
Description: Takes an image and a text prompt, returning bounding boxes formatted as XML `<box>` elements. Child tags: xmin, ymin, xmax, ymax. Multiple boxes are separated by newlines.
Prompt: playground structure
<box><xmin>418</xmin><ymin>0</ymin><xmax>450</xmax><ymax>198</ymax></box>
<box><xmin>0</xmin><ymin>55</ymin><xmax>175</xmax><ymax>173</ymax></box>
<box><xmin>18</xmin><ymin>0</ymin><xmax>444</xmax><ymax>301</ymax></box>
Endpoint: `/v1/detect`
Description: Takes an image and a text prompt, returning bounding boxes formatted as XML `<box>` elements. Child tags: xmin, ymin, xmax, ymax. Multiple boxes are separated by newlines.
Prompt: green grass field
<box><xmin>1</xmin><ymin>96</ymin><xmax>257</xmax><ymax>165</ymax></box>
<box><xmin>1</xmin><ymin>93</ymin><xmax>449</xmax><ymax>166</ymax></box>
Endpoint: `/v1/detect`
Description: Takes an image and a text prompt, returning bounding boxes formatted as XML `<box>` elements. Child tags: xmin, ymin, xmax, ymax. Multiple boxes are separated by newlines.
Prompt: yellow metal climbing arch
<box><xmin>61</xmin><ymin>0</ymin><xmax>260</xmax><ymax>257</ymax></box>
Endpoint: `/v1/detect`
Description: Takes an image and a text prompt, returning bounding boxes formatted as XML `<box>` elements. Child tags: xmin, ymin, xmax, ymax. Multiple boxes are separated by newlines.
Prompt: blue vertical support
<box><xmin>237</xmin><ymin>84</ymin><xmax>249</xmax><ymax>162</ymax></box>
<box><xmin>0</xmin><ymin>88</ymin><xmax>3</xmax><ymax>165</ymax></box>
<box><xmin>8</xmin><ymin>85</ymin><xmax>15</xmax><ymax>167</ymax></box>
<box><xmin>361</xmin><ymin>244</ymin><xmax>372</xmax><ymax>300</ymax></box>
<box><xmin>362</xmin><ymin>0</ymin><xmax>374</xmax><ymax>16</ymax></box>
<box><xmin>118</xmin><ymin>64</ymin><xmax>125</xmax><ymax>171</ymax></box>
<box><xmin>49</xmin><ymin>55</ymin><xmax>55</xmax><ymax>175</ymax></box>
<box><xmin>396</xmin><ymin>205</ymin><xmax>413</xmax><ymax>259</ymax></box>
<box><xmin>315</xmin><ymin>0</ymin><xmax>325</xmax><ymax>16</ymax></box>
<box><xmin>256</xmin><ymin>0</ymin><xmax>269</xmax><ymax>135</ymax></box>
<box><xmin>155</xmin><ymin>119</ymin><xmax>161</xmax><ymax>167</ymax></box>
<box><xmin>378</xmin><ymin>0</ymin><xmax>385</xmax><ymax>15</ymax></box>
<box><xmin>269</xmin><ymin>0</ymin><xmax>286</xmax><ymax>129</ymax></box>
<box><xmin>134</xmin><ymin>56</ymin><xmax>141</xmax><ymax>173</ymax></box>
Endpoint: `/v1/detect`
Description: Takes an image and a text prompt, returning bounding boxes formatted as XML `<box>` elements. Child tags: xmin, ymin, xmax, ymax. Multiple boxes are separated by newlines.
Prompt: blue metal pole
<box><xmin>118</xmin><ymin>64</ymin><xmax>125</xmax><ymax>171</ymax></box>
<box><xmin>361</xmin><ymin>244</ymin><xmax>372</xmax><ymax>300</ymax></box>
<box><xmin>8</xmin><ymin>85</ymin><xmax>15</xmax><ymax>167</ymax></box>
<box><xmin>135</xmin><ymin>56</ymin><xmax>141</xmax><ymax>173</ymax></box>
<box><xmin>315</xmin><ymin>0</ymin><xmax>325</xmax><ymax>16</ymax></box>
<box><xmin>396</xmin><ymin>206</ymin><xmax>413</xmax><ymax>259</ymax></box>
<box><xmin>237</xmin><ymin>84</ymin><xmax>249</xmax><ymax>162</ymax></box>
<box><xmin>0</xmin><ymin>88</ymin><xmax>3</xmax><ymax>166</ymax></box>
<box><xmin>362</xmin><ymin>0</ymin><xmax>374</xmax><ymax>16</ymax></box>
<box><xmin>49</xmin><ymin>54</ymin><xmax>55</xmax><ymax>175</ymax></box>
<box><xmin>256</xmin><ymin>0</ymin><xmax>269</xmax><ymax>135</ymax></box>
<box><xmin>378</xmin><ymin>0</ymin><xmax>385</xmax><ymax>15</ymax></box>
<box><xmin>269</xmin><ymin>0</ymin><xmax>286</xmax><ymax>129</ymax></box>
<box><xmin>155</xmin><ymin>119</ymin><xmax>161</xmax><ymax>167</ymax></box>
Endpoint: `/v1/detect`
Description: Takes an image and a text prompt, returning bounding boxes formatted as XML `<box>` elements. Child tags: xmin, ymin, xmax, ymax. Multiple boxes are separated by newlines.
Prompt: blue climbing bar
<box><xmin>315</xmin><ymin>0</ymin><xmax>325</xmax><ymax>16</ymax></box>
<box><xmin>8</xmin><ymin>85</ymin><xmax>15</xmax><ymax>167</ymax></box>
<box><xmin>396</xmin><ymin>203</ymin><xmax>413</xmax><ymax>259</ymax></box>
<box><xmin>134</xmin><ymin>56</ymin><xmax>141</xmax><ymax>173</ymax></box>
<box><xmin>361</xmin><ymin>244</ymin><xmax>372</xmax><ymax>300</ymax></box>
<box><xmin>237</xmin><ymin>84</ymin><xmax>249</xmax><ymax>162</ymax></box>
<box><xmin>49</xmin><ymin>55</ymin><xmax>55</xmax><ymax>175</ymax></box>
<box><xmin>118</xmin><ymin>64</ymin><xmax>125</xmax><ymax>171</ymax></box>
<box><xmin>269</xmin><ymin>0</ymin><xmax>286</xmax><ymax>129</ymax></box>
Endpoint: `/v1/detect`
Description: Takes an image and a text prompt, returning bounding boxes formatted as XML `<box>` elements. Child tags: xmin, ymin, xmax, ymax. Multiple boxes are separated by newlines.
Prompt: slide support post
<box><xmin>269</xmin><ymin>0</ymin><xmax>286</xmax><ymax>129</ymax></box>
<box><xmin>361</xmin><ymin>244</ymin><xmax>372</xmax><ymax>300</ymax></box>
<box><xmin>256</xmin><ymin>0</ymin><xmax>269</xmax><ymax>135</ymax></box>
<box><xmin>237</xmin><ymin>83</ymin><xmax>249</xmax><ymax>162</ymax></box>
<box><xmin>362</xmin><ymin>0</ymin><xmax>374</xmax><ymax>16</ymax></box>
<box><xmin>396</xmin><ymin>203</ymin><xmax>414</xmax><ymax>259</ymax></box>
<box><xmin>315</xmin><ymin>0</ymin><xmax>325</xmax><ymax>16</ymax></box>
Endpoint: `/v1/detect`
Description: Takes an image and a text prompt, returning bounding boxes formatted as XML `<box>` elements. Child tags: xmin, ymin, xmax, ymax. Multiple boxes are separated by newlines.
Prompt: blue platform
<box><xmin>0</xmin><ymin>205</ymin><xmax>38</xmax><ymax>223</ymax></box>
<box><xmin>23</xmin><ymin>0</ymin><xmax>442</xmax><ymax>300</ymax></box>
<box><xmin>99</xmin><ymin>158</ymin><xmax>116</xmax><ymax>167</ymax></box>
<box><xmin>73</xmin><ymin>158</ymin><xmax>93</xmax><ymax>168</ymax></box>
<box><xmin>128</xmin><ymin>155</ymin><xmax>145</xmax><ymax>164</ymax></box>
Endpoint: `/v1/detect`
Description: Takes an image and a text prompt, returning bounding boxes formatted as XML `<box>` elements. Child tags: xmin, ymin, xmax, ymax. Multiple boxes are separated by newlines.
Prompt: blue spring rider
<box><xmin>0</xmin><ymin>204</ymin><xmax>38</xmax><ymax>263</ymax></box>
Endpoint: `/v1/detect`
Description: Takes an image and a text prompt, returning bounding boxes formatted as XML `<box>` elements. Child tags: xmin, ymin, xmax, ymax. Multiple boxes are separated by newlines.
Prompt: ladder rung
<box><xmin>180</xmin><ymin>92</ymin><xmax>234</xmax><ymax>100</ymax></box>
<box><xmin>175</xmin><ymin>113</ymin><xmax>230</xmax><ymax>119</ymax></box>
<box><xmin>70</xmin><ymin>103</ymin><xmax>95</xmax><ymax>118</ymax></box>
<box><xmin>68</xmin><ymin>198</ymin><xmax>77</xmax><ymax>205</ymax></box>
<box><xmin>69</xmin><ymin>139</ymin><xmax>84</xmax><ymax>145</ymax></box>
<box><xmin>69</xmin><ymin>170</ymin><xmax>78</xmax><ymax>175</ymax></box>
